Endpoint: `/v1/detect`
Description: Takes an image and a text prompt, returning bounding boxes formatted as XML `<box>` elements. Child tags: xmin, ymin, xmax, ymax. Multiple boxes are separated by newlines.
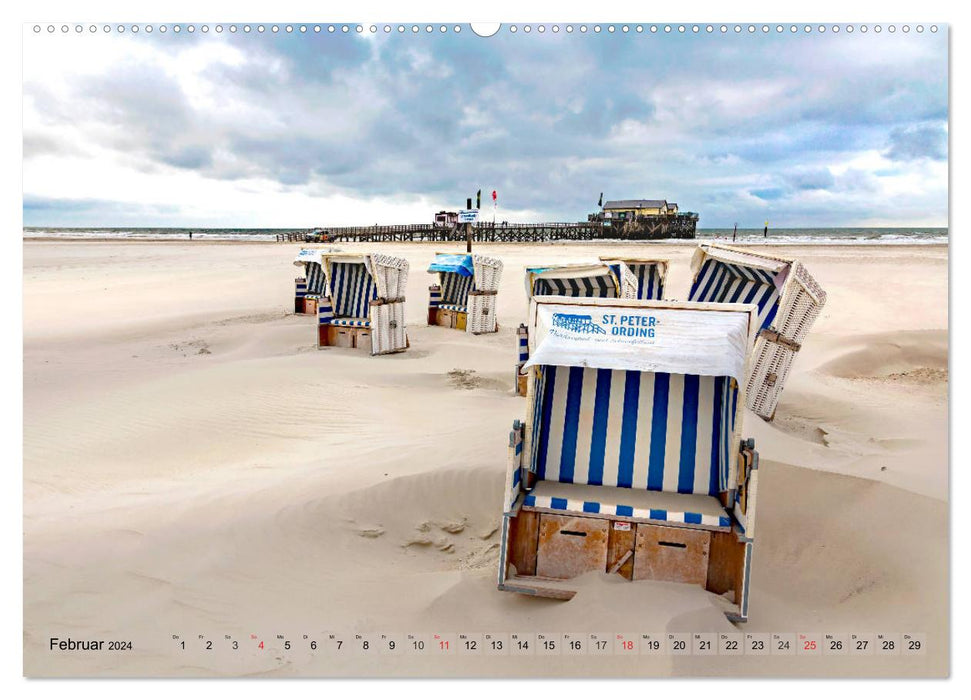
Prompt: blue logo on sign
<box><xmin>552</xmin><ymin>313</ymin><xmax>607</xmax><ymax>334</ymax></box>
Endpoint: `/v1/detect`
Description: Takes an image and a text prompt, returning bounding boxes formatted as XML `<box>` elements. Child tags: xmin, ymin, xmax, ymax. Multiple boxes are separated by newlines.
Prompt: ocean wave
<box><xmin>23</xmin><ymin>229</ymin><xmax>281</xmax><ymax>242</ymax></box>
<box><xmin>23</xmin><ymin>228</ymin><xmax>948</xmax><ymax>245</ymax></box>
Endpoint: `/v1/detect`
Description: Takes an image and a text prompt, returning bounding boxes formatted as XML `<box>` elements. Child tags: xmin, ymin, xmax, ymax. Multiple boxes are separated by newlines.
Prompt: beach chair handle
<box><xmin>736</xmin><ymin>439</ymin><xmax>758</xmax><ymax>518</ymax></box>
<box><xmin>758</xmin><ymin>328</ymin><xmax>801</xmax><ymax>352</ymax></box>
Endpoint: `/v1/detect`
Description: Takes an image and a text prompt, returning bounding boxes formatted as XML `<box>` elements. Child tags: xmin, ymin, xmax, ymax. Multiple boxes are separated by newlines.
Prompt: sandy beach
<box><xmin>22</xmin><ymin>240</ymin><xmax>948</xmax><ymax>677</ymax></box>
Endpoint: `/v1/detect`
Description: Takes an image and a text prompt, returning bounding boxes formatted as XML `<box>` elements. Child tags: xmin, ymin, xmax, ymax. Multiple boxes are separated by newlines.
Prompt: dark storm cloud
<box><xmin>884</xmin><ymin>123</ymin><xmax>948</xmax><ymax>161</ymax></box>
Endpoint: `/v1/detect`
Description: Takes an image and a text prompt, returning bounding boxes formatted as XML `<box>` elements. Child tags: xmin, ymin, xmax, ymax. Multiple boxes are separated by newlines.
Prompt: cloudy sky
<box><xmin>23</xmin><ymin>25</ymin><xmax>948</xmax><ymax>228</ymax></box>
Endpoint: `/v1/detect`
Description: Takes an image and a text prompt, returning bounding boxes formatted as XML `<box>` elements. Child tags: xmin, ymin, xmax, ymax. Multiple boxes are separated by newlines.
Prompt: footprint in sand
<box><xmin>357</xmin><ymin>526</ymin><xmax>385</xmax><ymax>538</ymax></box>
<box><xmin>167</xmin><ymin>339</ymin><xmax>211</xmax><ymax>357</ymax></box>
<box><xmin>447</xmin><ymin>368</ymin><xmax>507</xmax><ymax>391</ymax></box>
<box><xmin>448</xmin><ymin>369</ymin><xmax>481</xmax><ymax>390</ymax></box>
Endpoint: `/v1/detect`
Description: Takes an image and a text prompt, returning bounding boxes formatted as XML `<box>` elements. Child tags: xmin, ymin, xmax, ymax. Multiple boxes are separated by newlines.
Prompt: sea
<box><xmin>22</xmin><ymin>226</ymin><xmax>948</xmax><ymax>246</ymax></box>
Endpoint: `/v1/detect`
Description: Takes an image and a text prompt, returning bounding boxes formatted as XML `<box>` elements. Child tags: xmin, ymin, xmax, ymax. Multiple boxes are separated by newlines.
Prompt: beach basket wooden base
<box><xmin>319</xmin><ymin>325</ymin><xmax>372</xmax><ymax>351</ymax></box>
<box><xmin>501</xmin><ymin>509</ymin><xmax>748</xmax><ymax>608</ymax></box>
<box><xmin>432</xmin><ymin>307</ymin><xmax>467</xmax><ymax>331</ymax></box>
<box><xmin>536</xmin><ymin>514</ymin><xmax>610</xmax><ymax>580</ymax></box>
<box><xmin>300</xmin><ymin>297</ymin><xmax>318</xmax><ymax>315</ymax></box>
<box><xmin>632</xmin><ymin>524</ymin><xmax>711</xmax><ymax>586</ymax></box>
<box><xmin>516</xmin><ymin>372</ymin><xmax>528</xmax><ymax>397</ymax></box>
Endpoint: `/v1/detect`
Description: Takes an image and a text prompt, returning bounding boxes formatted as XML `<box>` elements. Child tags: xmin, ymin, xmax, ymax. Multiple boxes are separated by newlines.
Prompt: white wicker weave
<box><xmin>370</xmin><ymin>301</ymin><xmax>407</xmax><ymax>355</ymax></box>
<box><xmin>467</xmin><ymin>292</ymin><xmax>498</xmax><ymax>334</ymax></box>
<box><xmin>468</xmin><ymin>255</ymin><xmax>503</xmax><ymax>334</ymax></box>
<box><xmin>368</xmin><ymin>253</ymin><xmax>409</xmax><ymax>301</ymax></box>
<box><xmin>472</xmin><ymin>254</ymin><xmax>503</xmax><ymax>293</ymax></box>
<box><xmin>688</xmin><ymin>244</ymin><xmax>826</xmax><ymax>420</ymax></box>
<box><xmin>618</xmin><ymin>263</ymin><xmax>638</xmax><ymax>299</ymax></box>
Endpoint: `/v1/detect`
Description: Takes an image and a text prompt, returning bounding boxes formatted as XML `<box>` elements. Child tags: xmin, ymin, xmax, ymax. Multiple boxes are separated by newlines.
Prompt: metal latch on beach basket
<box><xmin>757</xmin><ymin>328</ymin><xmax>802</xmax><ymax>352</ymax></box>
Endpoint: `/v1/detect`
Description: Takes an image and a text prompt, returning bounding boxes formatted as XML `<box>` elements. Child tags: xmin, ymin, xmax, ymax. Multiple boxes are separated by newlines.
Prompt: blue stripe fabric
<box><xmin>709</xmin><ymin>377</ymin><xmax>724</xmax><ymax>496</ymax></box>
<box><xmin>317</xmin><ymin>301</ymin><xmax>334</xmax><ymax>324</ymax></box>
<box><xmin>677</xmin><ymin>375</ymin><xmax>700</xmax><ymax>494</ymax></box>
<box><xmin>533</xmin><ymin>367</ymin><xmax>735</xmax><ymax>497</ymax></box>
<box><xmin>442</xmin><ymin>272</ymin><xmax>475</xmax><ymax>306</ymax></box>
<box><xmin>536</xmin><ymin>366</ymin><xmax>557</xmax><ymax>481</ymax></box>
<box><xmin>559</xmin><ymin>367</ymin><xmax>585</xmax><ymax>484</ymax></box>
<box><xmin>533</xmin><ymin>275</ymin><xmax>617</xmax><ymax>298</ymax></box>
<box><xmin>518</xmin><ymin>339</ymin><xmax>529</xmax><ymax>363</ymax></box>
<box><xmin>330</xmin><ymin>262</ymin><xmax>377</xmax><ymax>320</ymax></box>
<box><xmin>647</xmin><ymin>373</ymin><xmax>670</xmax><ymax>491</ymax></box>
<box><xmin>522</xmin><ymin>494</ymin><xmax>730</xmax><ymax>530</ymax></box>
<box><xmin>688</xmin><ymin>258</ymin><xmax>781</xmax><ymax>331</ymax></box>
<box><xmin>529</xmin><ymin>366</ymin><xmax>547</xmax><ymax>482</ymax></box>
<box><xmin>305</xmin><ymin>262</ymin><xmax>325</xmax><ymax>295</ymax></box>
<box><xmin>588</xmin><ymin>369</ymin><xmax>611</xmax><ymax>486</ymax></box>
<box><xmin>617</xmin><ymin>372</ymin><xmax>640</xmax><ymax>488</ymax></box>
<box><xmin>628</xmin><ymin>263</ymin><xmax>665</xmax><ymax>300</ymax></box>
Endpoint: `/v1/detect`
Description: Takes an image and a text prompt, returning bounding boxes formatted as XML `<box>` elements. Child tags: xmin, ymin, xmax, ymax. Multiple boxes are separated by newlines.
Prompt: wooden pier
<box><xmin>275</xmin><ymin>231</ymin><xmax>312</xmax><ymax>243</ymax></box>
<box><xmin>281</xmin><ymin>214</ymin><xmax>698</xmax><ymax>243</ymax></box>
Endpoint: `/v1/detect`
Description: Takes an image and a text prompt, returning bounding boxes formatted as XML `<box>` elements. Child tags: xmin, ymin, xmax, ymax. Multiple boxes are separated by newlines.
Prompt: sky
<box><xmin>22</xmin><ymin>24</ymin><xmax>949</xmax><ymax>228</ymax></box>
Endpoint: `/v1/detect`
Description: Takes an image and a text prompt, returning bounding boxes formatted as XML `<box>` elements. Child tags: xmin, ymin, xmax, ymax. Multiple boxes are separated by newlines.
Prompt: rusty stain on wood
<box><xmin>508</xmin><ymin>511</ymin><xmax>540</xmax><ymax>576</ymax></box>
<box><xmin>706</xmin><ymin>530</ymin><xmax>746</xmax><ymax>599</ymax></box>
<box><xmin>536</xmin><ymin>514</ymin><xmax>609</xmax><ymax>580</ymax></box>
<box><xmin>632</xmin><ymin>523</ymin><xmax>711</xmax><ymax>585</ymax></box>
<box><xmin>607</xmin><ymin>521</ymin><xmax>636</xmax><ymax>580</ymax></box>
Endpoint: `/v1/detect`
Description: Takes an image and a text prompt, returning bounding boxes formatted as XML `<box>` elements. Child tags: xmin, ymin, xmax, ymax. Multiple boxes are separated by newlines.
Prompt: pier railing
<box><xmin>277</xmin><ymin>215</ymin><xmax>698</xmax><ymax>243</ymax></box>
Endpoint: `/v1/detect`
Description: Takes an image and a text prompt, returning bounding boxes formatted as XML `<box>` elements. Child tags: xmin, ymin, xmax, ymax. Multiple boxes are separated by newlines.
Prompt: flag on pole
<box><xmin>598</xmin><ymin>192</ymin><xmax>603</xmax><ymax>207</ymax></box>
<box><xmin>492</xmin><ymin>190</ymin><xmax>497</xmax><ymax>202</ymax></box>
<box><xmin>476</xmin><ymin>189</ymin><xmax>481</xmax><ymax>209</ymax></box>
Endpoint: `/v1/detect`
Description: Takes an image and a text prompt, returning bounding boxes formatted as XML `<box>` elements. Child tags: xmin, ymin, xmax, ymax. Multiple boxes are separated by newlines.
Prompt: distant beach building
<box><xmin>602</xmin><ymin>199</ymin><xmax>679</xmax><ymax>218</ymax></box>
<box><xmin>433</xmin><ymin>211</ymin><xmax>459</xmax><ymax>227</ymax></box>
<box><xmin>590</xmin><ymin>197</ymin><xmax>697</xmax><ymax>239</ymax></box>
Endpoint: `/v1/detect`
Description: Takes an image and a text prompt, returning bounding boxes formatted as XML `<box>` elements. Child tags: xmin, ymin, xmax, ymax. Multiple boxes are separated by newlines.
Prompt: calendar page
<box><xmin>19</xmin><ymin>1</ymin><xmax>951</xmax><ymax>684</ymax></box>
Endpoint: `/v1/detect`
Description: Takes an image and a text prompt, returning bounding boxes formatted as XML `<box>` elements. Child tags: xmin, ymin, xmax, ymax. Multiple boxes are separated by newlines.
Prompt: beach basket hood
<box><xmin>687</xmin><ymin>243</ymin><xmax>827</xmax><ymax>420</ymax></box>
<box><xmin>525</xmin><ymin>262</ymin><xmax>637</xmax><ymax>299</ymax></box>
<box><xmin>427</xmin><ymin>253</ymin><xmax>474</xmax><ymax>277</ymax></box>
<box><xmin>293</xmin><ymin>248</ymin><xmax>325</xmax><ymax>267</ymax></box>
<box><xmin>599</xmin><ymin>256</ymin><xmax>670</xmax><ymax>301</ymax></box>
<box><xmin>366</xmin><ymin>253</ymin><xmax>409</xmax><ymax>301</ymax></box>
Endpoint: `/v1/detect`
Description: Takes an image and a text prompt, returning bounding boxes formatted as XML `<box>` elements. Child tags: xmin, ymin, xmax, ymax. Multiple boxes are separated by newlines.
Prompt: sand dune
<box><xmin>23</xmin><ymin>241</ymin><xmax>948</xmax><ymax>677</ymax></box>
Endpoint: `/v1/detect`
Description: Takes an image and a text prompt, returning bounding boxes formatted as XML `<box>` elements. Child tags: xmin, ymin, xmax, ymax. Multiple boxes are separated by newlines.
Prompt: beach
<box><xmin>22</xmin><ymin>240</ymin><xmax>949</xmax><ymax>677</ymax></box>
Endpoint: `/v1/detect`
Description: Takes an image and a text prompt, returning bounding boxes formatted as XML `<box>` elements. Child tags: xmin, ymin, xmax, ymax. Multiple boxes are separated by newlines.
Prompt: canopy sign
<box><xmin>525</xmin><ymin>302</ymin><xmax>753</xmax><ymax>381</ymax></box>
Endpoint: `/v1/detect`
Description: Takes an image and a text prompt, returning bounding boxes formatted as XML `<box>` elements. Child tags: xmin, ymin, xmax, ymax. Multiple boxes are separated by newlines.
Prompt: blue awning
<box><xmin>428</xmin><ymin>254</ymin><xmax>474</xmax><ymax>276</ymax></box>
